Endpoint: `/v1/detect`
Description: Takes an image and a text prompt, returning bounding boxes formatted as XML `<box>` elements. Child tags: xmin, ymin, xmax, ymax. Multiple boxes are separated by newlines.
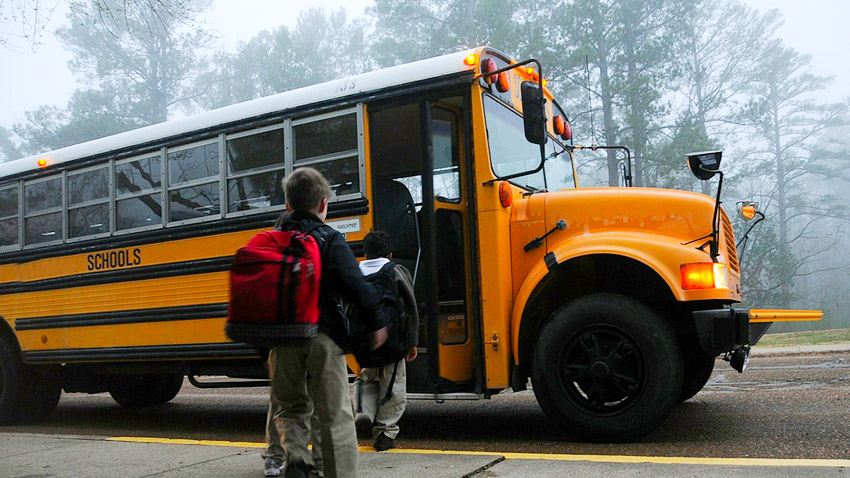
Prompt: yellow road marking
<box><xmin>106</xmin><ymin>437</ymin><xmax>850</xmax><ymax>468</ymax></box>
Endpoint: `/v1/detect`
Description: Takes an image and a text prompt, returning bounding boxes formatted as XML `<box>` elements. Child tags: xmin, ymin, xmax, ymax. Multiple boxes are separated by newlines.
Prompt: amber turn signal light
<box><xmin>681</xmin><ymin>263</ymin><xmax>727</xmax><ymax>290</ymax></box>
<box><xmin>499</xmin><ymin>181</ymin><xmax>513</xmax><ymax>208</ymax></box>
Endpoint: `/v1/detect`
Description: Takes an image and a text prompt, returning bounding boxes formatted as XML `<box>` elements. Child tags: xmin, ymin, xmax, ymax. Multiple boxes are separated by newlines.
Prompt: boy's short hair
<box><xmin>364</xmin><ymin>230</ymin><xmax>393</xmax><ymax>259</ymax></box>
<box><xmin>283</xmin><ymin>167</ymin><xmax>333</xmax><ymax>212</ymax></box>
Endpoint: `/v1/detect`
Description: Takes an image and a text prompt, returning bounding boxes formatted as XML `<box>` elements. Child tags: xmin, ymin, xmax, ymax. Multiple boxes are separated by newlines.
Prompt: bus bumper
<box><xmin>692</xmin><ymin>308</ymin><xmax>823</xmax><ymax>372</ymax></box>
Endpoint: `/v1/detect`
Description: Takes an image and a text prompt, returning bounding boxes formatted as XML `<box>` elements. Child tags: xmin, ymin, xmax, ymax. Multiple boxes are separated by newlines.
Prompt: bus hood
<box><xmin>541</xmin><ymin>187</ymin><xmax>720</xmax><ymax>246</ymax></box>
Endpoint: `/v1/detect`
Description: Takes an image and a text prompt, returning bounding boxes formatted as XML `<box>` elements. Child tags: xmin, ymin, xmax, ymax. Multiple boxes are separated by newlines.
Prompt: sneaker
<box><xmin>373</xmin><ymin>433</ymin><xmax>395</xmax><ymax>452</ymax></box>
<box><xmin>284</xmin><ymin>460</ymin><xmax>311</xmax><ymax>478</ymax></box>
<box><xmin>354</xmin><ymin>413</ymin><xmax>372</xmax><ymax>438</ymax></box>
<box><xmin>264</xmin><ymin>458</ymin><xmax>284</xmax><ymax>477</ymax></box>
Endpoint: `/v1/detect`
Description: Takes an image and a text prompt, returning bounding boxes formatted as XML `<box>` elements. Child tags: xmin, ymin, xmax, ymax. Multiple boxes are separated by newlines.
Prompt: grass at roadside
<box><xmin>756</xmin><ymin>328</ymin><xmax>850</xmax><ymax>347</ymax></box>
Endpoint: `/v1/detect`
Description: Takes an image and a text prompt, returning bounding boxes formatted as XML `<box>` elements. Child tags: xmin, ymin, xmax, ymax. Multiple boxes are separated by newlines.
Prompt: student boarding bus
<box><xmin>0</xmin><ymin>47</ymin><xmax>821</xmax><ymax>440</ymax></box>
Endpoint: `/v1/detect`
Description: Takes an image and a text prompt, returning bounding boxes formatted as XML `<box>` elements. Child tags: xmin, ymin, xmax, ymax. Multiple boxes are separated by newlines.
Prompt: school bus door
<box><xmin>368</xmin><ymin>96</ymin><xmax>476</xmax><ymax>394</ymax></box>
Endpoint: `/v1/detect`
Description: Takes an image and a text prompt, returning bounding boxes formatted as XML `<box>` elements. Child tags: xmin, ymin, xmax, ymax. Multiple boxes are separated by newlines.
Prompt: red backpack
<box><xmin>225</xmin><ymin>229</ymin><xmax>322</xmax><ymax>347</ymax></box>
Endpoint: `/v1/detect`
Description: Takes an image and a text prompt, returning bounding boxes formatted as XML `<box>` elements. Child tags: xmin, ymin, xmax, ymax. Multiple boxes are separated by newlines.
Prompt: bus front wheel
<box><xmin>532</xmin><ymin>294</ymin><xmax>683</xmax><ymax>442</ymax></box>
<box><xmin>678</xmin><ymin>350</ymin><xmax>716</xmax><ymax>402</ymax></box>
<box><xmin>108</xmin><ymin>374</ymin><xmax>184</xmax><ymax>408</ymax></box>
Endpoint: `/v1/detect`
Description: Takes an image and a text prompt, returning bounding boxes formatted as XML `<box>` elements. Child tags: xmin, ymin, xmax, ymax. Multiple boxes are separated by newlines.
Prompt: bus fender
<box><xmin>509</xmin><ymin>234</ymin><xmax>699</xmax><ymax>365</ymax></box>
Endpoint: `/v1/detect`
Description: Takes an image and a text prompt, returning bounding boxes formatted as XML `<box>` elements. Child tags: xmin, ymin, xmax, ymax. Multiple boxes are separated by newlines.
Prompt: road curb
<box><xmin>751</xmin><ymin>343</ymin><xmax>850</xmax><ymax>356</ymax></box>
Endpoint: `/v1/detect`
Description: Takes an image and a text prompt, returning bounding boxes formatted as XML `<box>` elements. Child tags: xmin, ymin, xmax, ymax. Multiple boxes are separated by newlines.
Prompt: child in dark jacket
<box><xmin>352</xmin><ymin>230</ymin><xmax>419</xmax><ymax>452</ymax></box>
<box><xmin>262</xmin><ymin>167</ymin><xmax>385</xmax><ymax>478</ymax></box>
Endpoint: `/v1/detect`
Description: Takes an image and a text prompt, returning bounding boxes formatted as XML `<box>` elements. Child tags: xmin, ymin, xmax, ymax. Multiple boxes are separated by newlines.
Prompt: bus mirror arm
<box><xmin>523</xmin><ymin>219</ymin><xmax>567</xmax><ymax>252</ymax></box>
<box><xmin>682</xmin><ymin>166</ymin><xmax>724</xmax><ymax>262</ymax></box>
<box><xmin>735</xmin><ymin>209</ymin><xmax>765</xmax><ymax>264</ymax></box>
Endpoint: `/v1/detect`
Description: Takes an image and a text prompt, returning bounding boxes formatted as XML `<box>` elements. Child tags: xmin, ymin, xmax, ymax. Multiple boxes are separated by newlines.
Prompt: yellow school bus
<box><xmin>0</xmin><ymin>47</ymin><xmax>820</xmax><ymax>440</ymax></box>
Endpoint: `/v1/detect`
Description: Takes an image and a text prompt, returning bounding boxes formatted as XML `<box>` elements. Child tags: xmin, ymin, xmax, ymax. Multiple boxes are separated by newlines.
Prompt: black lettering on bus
<box><xmin>85</xmin><ymin>248</ymin><xmax>143</xmax><ymax>272</ymax></box>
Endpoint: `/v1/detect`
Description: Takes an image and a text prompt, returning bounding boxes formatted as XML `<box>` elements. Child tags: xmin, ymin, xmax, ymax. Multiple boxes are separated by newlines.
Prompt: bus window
<box><xmin>483</xmin><ymin>94</ymin><xmax>546</xmax><ymax>190</ymax></box>
<box><xmin>167</xmin><ymin>141</ymin><xmax>220</xmax><ymax>222</ymax></box>
<box><xmin>392</xmin><ymin>108</ymin><xmax>461</xmax><ymax>206</ymax></box>
<box><xmin>226</xmin><ymin>126</ymin><xmax>285</xmax><ymax>213</ymax></box>
<box><xmin>115</xmin><ymin>154</ymin><xmax>162</xmax><ymax>231</ymax></box>
<box><xmin>24</xmin><ymin>176</ymin><xmax>63</xmax><ymax>245</ymax></box>
<box><xmin>116</xmin><ymin>155</ymin><xmax>161</xmax><ymax>194</ymax></box>
<box><xmin>68</xmin><ymin>166</ymin><xmax>109</xmax><ymax>239</ymax></box>
<box><xmin>544</xmin><ymin>137</ymin><xmax>575</xmax><ymax>191</ymax></box>
<box><xmin>0</xmin><ymin>185</ymin><xmax>19</xmax><ymax>248</ymax></box>
<box><xmin>483</xmin><ymin>94</ymin><xmax>574</xmax><ymax>191</ymax></box>
<box><xmin>293</xmin><ymin>111</ymin><xmax>361</xmax><ymax>199</ymax></box>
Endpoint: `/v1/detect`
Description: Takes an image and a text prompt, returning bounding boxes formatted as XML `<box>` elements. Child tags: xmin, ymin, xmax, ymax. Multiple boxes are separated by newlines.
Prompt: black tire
<box><xmin>678</xmin><ymin>351</ymin><xmax>716</xmax><ymax>403</ymax></box>
<box><xmin>108</xmin><ymin>373</ymin><xmax>183</xmax><ymax>408</ymax></box>
<box><xmin>0</xmin><ymin>338</ymin><xmax>24</xmax><ymax>425</ymax></box>
<box><xmin>532</xmin><ymin>293</ymin><xmax>683</xmax><ymax>442</ymax></box>
<box><xmin>20</xmin><ymin>364</ymin><xmax>62</xmax><ymax>422</ymax></box>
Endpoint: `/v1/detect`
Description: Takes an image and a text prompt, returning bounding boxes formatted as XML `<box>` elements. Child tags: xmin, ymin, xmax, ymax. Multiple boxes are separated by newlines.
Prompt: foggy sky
<box><xmin>0</xmin><ymin>0</ymin><xmax>847</xmax><ymax>132</ymax></box>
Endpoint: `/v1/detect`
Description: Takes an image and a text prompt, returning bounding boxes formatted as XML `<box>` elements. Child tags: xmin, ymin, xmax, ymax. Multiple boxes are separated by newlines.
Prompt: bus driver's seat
<box><xmin>372</xmin><ymin>177</ymin><xmax>420</xmax><ymax>281</ymax></box>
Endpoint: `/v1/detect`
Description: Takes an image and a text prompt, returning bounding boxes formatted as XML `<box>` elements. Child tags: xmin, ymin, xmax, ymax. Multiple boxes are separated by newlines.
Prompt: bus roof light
<box><xmin>553</xmin><ymin>116</ymin><xmax>566</xmax><ymax>136</ymax></box>
<box><xmin>37</xmin><ymin>158</ymin><xmax>49</xmax><ymax>168</ymax></box>
<box><xmin>464</xmin><ymin>54</ymin><xmax>477</xmax><ymax>66</ymax></box>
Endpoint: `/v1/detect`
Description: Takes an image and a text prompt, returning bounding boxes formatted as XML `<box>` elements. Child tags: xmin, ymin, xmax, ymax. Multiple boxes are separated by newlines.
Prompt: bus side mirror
<box><xmin>521</xmin><ymin>81</ymin><xmax>547</xmax><ymax>145</ymax></box>
<box><xmin>686</xmin><ymin>150</ymin><xmax>722</xmax><ymax>180</ymax></box>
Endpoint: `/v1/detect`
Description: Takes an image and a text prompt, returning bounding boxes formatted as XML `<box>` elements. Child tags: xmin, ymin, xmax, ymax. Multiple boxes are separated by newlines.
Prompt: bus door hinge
<box><xmin>485</xmin><ymin>332</ymin><xmax>500</xmax><ymax>351</ymax></box>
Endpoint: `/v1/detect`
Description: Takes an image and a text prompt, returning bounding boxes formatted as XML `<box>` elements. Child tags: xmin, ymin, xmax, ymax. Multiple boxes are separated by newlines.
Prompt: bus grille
<box><xmin>721</xmin><ymin>213</ymin><xmax>740</xmax><ymax>274</ymax></box>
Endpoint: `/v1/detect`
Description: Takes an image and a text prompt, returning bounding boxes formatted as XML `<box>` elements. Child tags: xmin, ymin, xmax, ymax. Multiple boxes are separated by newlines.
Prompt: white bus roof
<box><xmin>1</xmin><ymin>47</ymin><xmax>484</xmax><ymax>180</ymax></box>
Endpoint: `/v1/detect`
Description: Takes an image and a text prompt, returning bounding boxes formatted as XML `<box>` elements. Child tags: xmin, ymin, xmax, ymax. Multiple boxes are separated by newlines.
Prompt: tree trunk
<box><xmin>594</xmin><ymin>27</ymin><xmax>619</xmax><ymax>186</ymax></box>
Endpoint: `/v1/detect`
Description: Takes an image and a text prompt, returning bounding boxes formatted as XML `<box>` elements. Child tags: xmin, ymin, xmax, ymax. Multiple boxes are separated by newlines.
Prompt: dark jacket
<box><xmin>275</xmin><ymin>211</ymin><xmax>381</xmax><ymax>347</ymax></box>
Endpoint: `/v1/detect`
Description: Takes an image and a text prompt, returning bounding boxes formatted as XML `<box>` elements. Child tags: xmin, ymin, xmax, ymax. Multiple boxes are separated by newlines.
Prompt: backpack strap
<box><xmin>378</xmin><ymin>362</ymin><xmax>400</xmax><ymax>406</ymax></box>
<box><xmin>304</xmin><ymin>222</ymin><xmax>334</xmax><ymax>255</ymax></box>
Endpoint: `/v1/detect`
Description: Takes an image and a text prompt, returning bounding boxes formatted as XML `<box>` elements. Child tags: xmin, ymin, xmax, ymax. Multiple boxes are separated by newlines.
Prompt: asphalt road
<box><xmin>5</xmin><ymin>352</ymin><xmax>849</xmax><ymax>460</ymax></box>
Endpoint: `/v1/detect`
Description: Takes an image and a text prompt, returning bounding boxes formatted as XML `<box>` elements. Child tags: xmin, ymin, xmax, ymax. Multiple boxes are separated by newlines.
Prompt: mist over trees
<box><xmin>2</xmin><ymin>0</ymin><xmax>849</xmax><ymax>329</ymax></box>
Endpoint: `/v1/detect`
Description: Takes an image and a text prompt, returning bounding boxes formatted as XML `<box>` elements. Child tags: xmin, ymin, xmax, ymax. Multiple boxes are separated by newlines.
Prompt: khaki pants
<box><xmin>263</xmin><ymin>332</ymin><xmax>357</xmax><ymax>478</ymax></box>
<box><xmin>352</xmin><ymin>360</ymin><xmax>407</xmax><ymax>440</ymax></box>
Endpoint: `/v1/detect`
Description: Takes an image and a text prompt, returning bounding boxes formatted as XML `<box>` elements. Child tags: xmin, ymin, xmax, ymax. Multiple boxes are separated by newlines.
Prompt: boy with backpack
<box><xmin>352</xmin><ymin>230</ymin><xmax>419</xmax><ymax>452</ymax></box>
<box><xmin>227</xmin><ymin>167</ymin><xmax>386</xmax><ymax>478</ymax></box>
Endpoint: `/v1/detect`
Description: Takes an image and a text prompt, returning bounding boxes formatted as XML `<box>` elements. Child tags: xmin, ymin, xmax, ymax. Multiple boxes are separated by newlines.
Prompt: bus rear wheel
<box><xmin>108</xmin><ymin>374</ymin><xmax>184</xmax><ymax>408</ymax></box>
<box><xmin>0</xmin><ymin>338</ymin><xmax>61</xmax><ymax>424</ymax></box>
<box><xmin>532</xmin><ymin>294</ymin><xmax>683</xmax><ymax>442</ymax></box>
<box><xmin>20</xmin><ymin>364</ymin><xmax>62</xmax><ymax>421</ymax></box>
<box><xmin>0</xmin><ymin>338</ymin><xmax>23</xmax><ymax>425</ymax></box>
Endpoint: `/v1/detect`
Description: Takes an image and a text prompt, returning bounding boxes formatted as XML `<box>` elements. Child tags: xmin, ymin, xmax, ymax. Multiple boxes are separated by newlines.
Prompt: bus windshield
<box><xmin>483</xmin><ymin>95</ymin><xmax>574</xmax><ymax>192</ymax></box>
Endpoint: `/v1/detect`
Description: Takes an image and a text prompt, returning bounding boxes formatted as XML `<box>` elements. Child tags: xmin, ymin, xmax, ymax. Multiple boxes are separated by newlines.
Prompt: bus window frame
<box><xmin>0</xmin><ymin>182</ymin><xmax>21</xmax><ymax>251</ymax></box>
<box><xmin>114</xmin><ymin>150</ymin><xmax>165</xmax><ymax>236</ymax></box>
<box><xmin>223</xmin><ymin>122</ymin><xmax>287</xmax><ymax>219</ymax></box>
<box><xmin>291</xmin><ymin>106</ymin><xmax>365</xmax><ymax>203</ymax></box>
<box><xmin>22</xmin><ymin>173</ymin><xmax>65</xmax><ymax>249</ymax></box>
<box><xmin>66</xmin><ymin>163</ymin><xmax>113</xmax><ymax>243</ymax></box>
<box><xmin>0</xmin><ymin>107</ymin><xmax>369</xmax><ymax>248</ymax></box>
<box><xmin>481</xmin><ymin>92</ymin><xmax>575</xmax><ymax>191</ymax></box>
<box><xmin>165</xmin><ymin>137</ymin><xmax>222</xmax><ymax>227</ymax></box>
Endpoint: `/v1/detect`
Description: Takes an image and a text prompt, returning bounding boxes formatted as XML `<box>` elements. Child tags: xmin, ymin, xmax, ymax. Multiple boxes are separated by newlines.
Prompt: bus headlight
<box><xmin>681</xmin><ymin>263</ymin><xmax>728</xmax><ymax>290</ymax></box>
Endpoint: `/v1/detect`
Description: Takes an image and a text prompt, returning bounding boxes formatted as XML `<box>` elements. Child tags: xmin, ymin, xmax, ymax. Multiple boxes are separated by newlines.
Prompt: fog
<box><xmin>1</xmin><ymin>0</ymin><xmax>847</xmax><ymax>127</ymax></box>
<box><xmin>1</xmin><ymin>0</ymin><xmax>849</xmax><ymax>332</ymax></box>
